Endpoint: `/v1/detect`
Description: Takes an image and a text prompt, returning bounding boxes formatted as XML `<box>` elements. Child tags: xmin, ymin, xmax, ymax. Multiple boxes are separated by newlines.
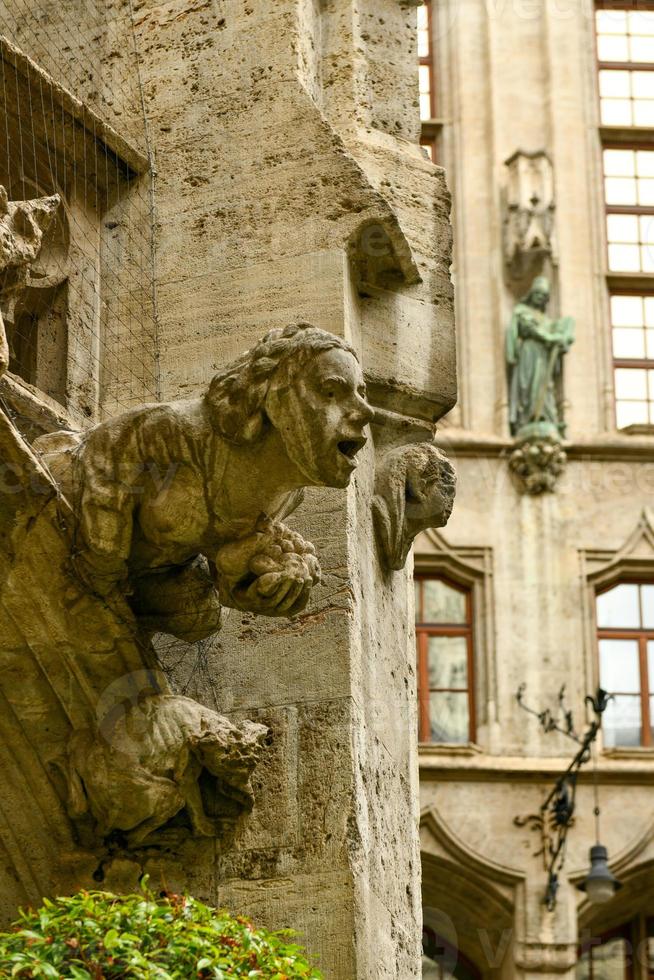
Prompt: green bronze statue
<box><xmin>506</xmin><ymin>276</ymin><xmax>575</xmax><ymax>440</ymax></box>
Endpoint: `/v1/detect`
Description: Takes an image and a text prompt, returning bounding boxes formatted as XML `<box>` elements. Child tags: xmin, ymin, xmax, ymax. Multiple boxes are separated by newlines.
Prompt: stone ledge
<box><xmin>436</xmin><ymin>426</ymin><xmax>654</xmax><ymax>462</ymax></box>
<box><xmin>419</xmin><ymin>752</ymin><xmax>654</xmax><ymax>783</ymax></box>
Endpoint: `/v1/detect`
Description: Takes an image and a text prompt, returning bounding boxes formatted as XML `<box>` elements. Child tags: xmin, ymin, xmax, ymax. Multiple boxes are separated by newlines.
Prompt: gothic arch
<box><xmin>420</xmin><ymin>806</ymin><xmax>523</xmax><ymax>976</ymax></box>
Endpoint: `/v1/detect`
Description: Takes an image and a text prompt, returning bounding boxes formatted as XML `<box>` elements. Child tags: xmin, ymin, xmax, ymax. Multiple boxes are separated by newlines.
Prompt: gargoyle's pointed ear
<box><xmin>0</xmin><ymin>186</ymin><xmax>8</xmax><ymax>216</ymax></box>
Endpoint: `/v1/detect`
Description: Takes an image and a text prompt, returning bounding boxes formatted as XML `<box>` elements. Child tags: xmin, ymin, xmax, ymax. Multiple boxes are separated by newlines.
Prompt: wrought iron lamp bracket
<box><xmin>513</xmin><ymin>686</ymin><xmax>611</xmax><ymax>911</ymax></box>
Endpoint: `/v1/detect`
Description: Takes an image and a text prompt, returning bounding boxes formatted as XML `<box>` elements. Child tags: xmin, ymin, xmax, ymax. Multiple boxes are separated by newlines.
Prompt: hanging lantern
<box><xmin>577</xmin><ymin>844</ymin><xmax>622</xmax><ymax>905</ymax></box>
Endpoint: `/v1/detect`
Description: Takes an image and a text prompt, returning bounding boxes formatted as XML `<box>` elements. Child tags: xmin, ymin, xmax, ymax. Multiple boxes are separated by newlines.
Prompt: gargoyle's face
<box><xmin>267</xmin><ymin>348</ymin><xmax>374</xmax><ymax>489</ymax></box>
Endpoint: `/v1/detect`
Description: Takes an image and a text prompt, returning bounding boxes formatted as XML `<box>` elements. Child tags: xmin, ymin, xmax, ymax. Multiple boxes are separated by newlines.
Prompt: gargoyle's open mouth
<box><xmin>338</xmin><ymin>437</ymin><xmax>367</xmax><ymax>462</ymax></box>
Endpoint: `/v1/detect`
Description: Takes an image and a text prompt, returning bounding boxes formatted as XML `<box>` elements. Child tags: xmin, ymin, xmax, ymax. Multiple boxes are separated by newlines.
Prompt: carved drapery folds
<box><xmin>506</xmin><ymin>275</ymin><xmax>575</xmax><ymax>494</ymax></box>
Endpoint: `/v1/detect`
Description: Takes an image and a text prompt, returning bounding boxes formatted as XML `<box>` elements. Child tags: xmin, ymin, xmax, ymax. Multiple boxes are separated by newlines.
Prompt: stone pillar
<box><xmin>131</xmin><ymin>2</ymin><xmax>454</xmax><ymax>977</ymax></box>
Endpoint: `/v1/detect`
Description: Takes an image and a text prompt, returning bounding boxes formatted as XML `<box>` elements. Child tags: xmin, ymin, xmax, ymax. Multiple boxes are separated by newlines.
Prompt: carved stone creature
<box><xmin>0</xmin><ymin>321</ymin><xmax>374</xmax><ymax>845</ymax></box>
<box><xmin>35</xmin><ymin>322</ymin><xmax>373</xmax><ymax>639</ymax></box>
<box><xmin>373</xmin><ymin>442</ymin><xmax>456</xmax><ymax>571</ymax></box>
<box><xmin>67</xmin><ymin>693</ymin><xmax>269</xmax><ymax>845</ymax></box>
<box><xmin>0</xmin><ymin>185</ymin><xmax>61</xmax><ymax>375</ymax></box>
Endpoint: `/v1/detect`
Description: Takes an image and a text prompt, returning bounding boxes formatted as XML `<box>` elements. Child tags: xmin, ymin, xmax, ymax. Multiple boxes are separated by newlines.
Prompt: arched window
<box><xmin>577</xmin><ymin>914</ymin><xmax>654</xmax><ymax>978</ymax></box>
<box><xmin>415</xmin><ymin>576</ymin><xmax>475</xmax><ymax>744</ymax></box>
<box><xmin>596</xmin><ymin>581</ymin><xmax>654</xmax><ymax>746</ymax></box>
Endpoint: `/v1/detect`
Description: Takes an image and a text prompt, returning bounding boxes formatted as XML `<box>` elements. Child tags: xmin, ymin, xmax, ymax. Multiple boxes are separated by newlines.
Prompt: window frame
<box><xmin>578</xmin><ymin>920</ymin><xmax>636</xmax><ymax>980</ymax></box>
<box><xmin>415</xmin><ymin>574</ymin><xmax>476</xmax><ymax>745</ymax></box>
<box><xmin>594</xmin><ymin>3</ymin><xmax>654</xmax><ymax>430</ymax></box>
<box><xmin>609</xmin><ymin>286</ymin><xmax>654</xmax><ymax>427</ymax></box>
<box><xmin>596</xmin><ymin>579</ymin><xmax>654</xmax><ymax>747</ymax></box>
<box><xmin>578</xmin><ymin>913</ymin><xmax>654</xmax><ymax>979</ymax></box>
<box><xmin>418</xmin><ymin>0</ymin><xmax>443</xmax><ymax>163</ymax></box>
<box><xmin>419</xmin><ymin>0</ymin><xmax>436</xmax><ymax>122</ymax></box>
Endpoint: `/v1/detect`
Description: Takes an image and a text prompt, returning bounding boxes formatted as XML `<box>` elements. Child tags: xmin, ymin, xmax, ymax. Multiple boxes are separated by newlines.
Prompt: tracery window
<box><xmin>596</xmin><ymin>581</ymin><xmax>654</xmax><ymax>747</ymax></box>
<box><xmin>415</xmin><ymin>576</ymin><xmax>475</xmax><ymax>744</ymax></box>
<box><xmin>577</xmin><ymin>915</ymin><xmax>654</xmax><ymax>978</ymax></box>
<box><xmin>595</xmin><ymin>3</ymin><xmax>654</xmax><ymax>429</ymax></box>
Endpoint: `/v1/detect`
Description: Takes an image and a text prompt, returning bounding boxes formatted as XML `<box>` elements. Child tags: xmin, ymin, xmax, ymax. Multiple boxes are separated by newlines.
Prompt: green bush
<box><xmin>0</xmin><ymin>882</ymin><xmax>323</xmax><ymax>979</ymax></box>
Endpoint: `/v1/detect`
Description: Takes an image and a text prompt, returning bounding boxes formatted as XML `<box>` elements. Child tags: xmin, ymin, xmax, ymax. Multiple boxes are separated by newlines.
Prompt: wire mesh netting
<box><xmin>0</xmin><ymin>0</ymin><xmax>159</xmax><ymax>428</ymax></box>
<box><xmin>0</xmin><ymin>1</ymin><xmax>218</xmax><ymax>697</ymax></box>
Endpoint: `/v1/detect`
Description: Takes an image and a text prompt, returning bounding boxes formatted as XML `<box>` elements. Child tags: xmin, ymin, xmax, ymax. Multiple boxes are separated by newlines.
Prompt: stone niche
<box><xmin>0</xmin><ymin>3</ymin><xmax>457</xmax><ymax>979</ymax></box>
<box><xmin>0</xmin><ymin>36</ymin><xmax>152</xmax><ymax>432</ymax></box>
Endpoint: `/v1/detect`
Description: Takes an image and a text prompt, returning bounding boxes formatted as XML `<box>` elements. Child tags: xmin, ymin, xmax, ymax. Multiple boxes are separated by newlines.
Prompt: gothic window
<box><xmin>415</xmin><ymin>576</ymin><xmax>475</xmax><ymax>744</ymax></box>
<box><xmin>595</xmin><ymin>4</ymin><xmax>654</xmax><ymax>430</ymax></box>
<box><xmin>577</xmin><ymin>915</ymin><xmax>654</xmax><ymax>978</ymax></box>
<box><xmin>596</xmin><ymin>581</ymin><xmax>654</xmax><ymax>747</ymax></box>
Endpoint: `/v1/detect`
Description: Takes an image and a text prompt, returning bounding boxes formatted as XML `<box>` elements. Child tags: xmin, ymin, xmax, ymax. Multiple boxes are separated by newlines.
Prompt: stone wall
<box><xmin>0</xmin><ymin>2</ymin><xmax>456</xmax><ymax>978</ymax></box>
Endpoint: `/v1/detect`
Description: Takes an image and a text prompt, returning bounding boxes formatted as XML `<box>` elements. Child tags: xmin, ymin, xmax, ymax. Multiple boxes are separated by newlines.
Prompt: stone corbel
<box><xmin>503</xmin><ymin>150</ymin><xmax>557</xmax><ymax>284</ymax></box>
<box><xmin>371</xmin><ymin>408</ymin><xmax>456</xmax><ymax>572</ymax></box>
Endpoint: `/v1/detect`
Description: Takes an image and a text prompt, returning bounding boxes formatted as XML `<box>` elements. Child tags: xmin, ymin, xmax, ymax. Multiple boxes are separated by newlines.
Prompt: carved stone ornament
<box><xmin>373</xmin><ymin>442</ymin><xmax>456</xmax><ymax>571</ymax></box>
<box><xmin>0</xmin><ymin>195</ymin><xmax>376</xmax><ymax>850</ymax></box>
<box><xmin>508</xmin><ymin>434</ymin><xmax>567</xmax><ymax>495</ymax></box>
<box><xmin>506</xmin><ymin>275</ymin><xmax>574</xmax><ymax>495</ymax></box>
<box><xmin>0</xmin><ymin>184</ymin><xmax>61</xmax><ymax>369</ymax></box>
<box><xmin>503</xmin><ymin>150</ymin><xmax>557</xmax><ymax>283</ymax></box>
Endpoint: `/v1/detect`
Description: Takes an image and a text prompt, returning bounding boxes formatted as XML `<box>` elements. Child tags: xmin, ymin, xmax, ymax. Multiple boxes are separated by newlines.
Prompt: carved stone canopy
<box><xmin>503</xmin><ymin>150</ymin><xmax>557</xmax><ymax>283</ymax></box>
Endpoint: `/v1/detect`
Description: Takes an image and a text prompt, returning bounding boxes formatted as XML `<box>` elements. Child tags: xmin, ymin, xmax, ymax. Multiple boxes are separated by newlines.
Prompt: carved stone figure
<box><xmin>35</xmin><ymin>322</ymin><xmax>373</xmax><ymax>637</ymax></box>
<box><xmin>0</xmin><ymin>184</ymin><xmax>61</xmax><ymax>375</ymax></box>
<box><xmin>506</xmin><ymin>276</ymin><xmax>575</xmax><ymax>494</ymax></box>
<box><xmin>506</xmin><ymin>276</ymin><xmax>574</xmax><ymax>440</ymax></box>
<box><xmin>68</xmin><ymin>691</ymin><xmax>269</xmax><ymax>846</ymax></box>
<box><xmin>0</xmin><ymin>273</ymin><xmax>375</xmax><ymax>848</ymax></box>
<box><xmin>373</xmin><ymin>443</ymin><xmax>456</xmax><ymax>571</ymax></box>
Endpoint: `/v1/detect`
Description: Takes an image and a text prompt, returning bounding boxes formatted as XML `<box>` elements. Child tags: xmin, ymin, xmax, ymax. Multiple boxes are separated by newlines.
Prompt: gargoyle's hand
<box><xmin>215</xmin><ymin>517</ymin><xmax>321</xmax><ymax>617</ymax></box>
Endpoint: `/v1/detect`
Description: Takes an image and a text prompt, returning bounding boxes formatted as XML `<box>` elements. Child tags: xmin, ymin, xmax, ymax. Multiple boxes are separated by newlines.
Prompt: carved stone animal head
<box><xmin>206</xmin><ymin>322</ymin><xmax>374</xmax><ymax>488</ymax></box>
<box><xmin>0</xmin><ymin>186</ymin><xmax>60</xmax><ymax>302</ymax></box>
<box><xmin>373</xmin><ymin>442</ymin><xmax>456</xmax><ymax>571</ymax></box>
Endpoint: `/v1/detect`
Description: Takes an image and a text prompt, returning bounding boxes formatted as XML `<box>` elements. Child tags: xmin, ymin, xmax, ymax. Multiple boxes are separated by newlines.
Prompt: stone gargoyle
<box><xmin>0</xmin><ymin>235</ymin><xmax>375</xmax><ymax>851</ymax></box>
<box><xmin>68</xmin><ymin>687</ymin><xmax>268</xmax><ymax>846</ymax></box>
<box><xmin>372</xmin><ymin>442</ymin><xmax>456</xmax><ymax>571</ymax></box>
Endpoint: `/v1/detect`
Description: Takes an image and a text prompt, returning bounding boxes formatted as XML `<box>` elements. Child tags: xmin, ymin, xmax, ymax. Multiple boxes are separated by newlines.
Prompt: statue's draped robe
<box><xmin>506</xmin><ymin>303</ymin><xmax>574</xmax><ymax>436</ymax></box>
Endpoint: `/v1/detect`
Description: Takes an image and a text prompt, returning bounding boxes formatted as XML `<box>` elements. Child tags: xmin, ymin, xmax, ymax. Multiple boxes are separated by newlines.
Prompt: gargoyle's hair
<box><xmin>206</xmin><ymin>322</ymin><xmax>358</xmax><ymax>444</ymax></box>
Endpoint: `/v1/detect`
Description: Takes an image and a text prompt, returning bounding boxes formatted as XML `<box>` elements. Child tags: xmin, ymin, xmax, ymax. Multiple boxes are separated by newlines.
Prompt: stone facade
<box><xmin>417</xmin><ymin>1</ymin><xmax>654</xmax><ymax>977</ymax></box>
<box><xmin>0</xmin><ymin>3</ymin><xmax>456</xmax><ymax>979</ymax></box>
